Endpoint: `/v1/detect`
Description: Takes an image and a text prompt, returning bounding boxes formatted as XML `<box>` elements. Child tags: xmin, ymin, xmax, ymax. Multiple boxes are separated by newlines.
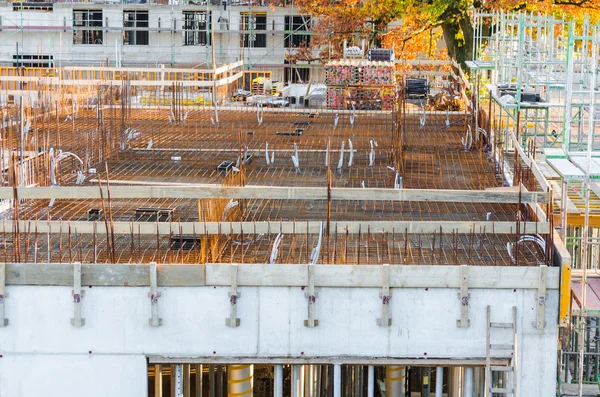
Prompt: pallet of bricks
<box><xmin>325</xmin><ymin>60</ymin><xmax>395</xmax><ymax>110</ymax></box>
<box><xmin>349</xmin><ymin>88</ymin><xmax>381</xmax><ymax>110</ymax></box>
<box><xmin>361</xmin><ymin>61</ymin><xmax>394</xmax><ymax>86</ymax></box>
<box><xmin>382</xmin><ymin>87</ymin><xmax>395</xmax><ymax>110</ymax></box>
<box><xmin>326</xmin><ymin>87</ymin><xmax>346</xmax><ymax>109</ymax></box>
<box><xmin>325</xmin><ymin>60</ymin><xmax>357</xmax><ymax>109</ymax></box>
<box><xmin>324</xmin><ymin>60</ymin><xmax>358</xmax><ymax>85</ymax></box>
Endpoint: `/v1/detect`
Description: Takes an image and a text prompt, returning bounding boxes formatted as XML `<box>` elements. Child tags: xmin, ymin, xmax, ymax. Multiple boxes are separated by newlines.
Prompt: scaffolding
<box><xmin>470</xmin><ymin>11</ymin><xmax>600</xmax><ymax>394</ymax></box>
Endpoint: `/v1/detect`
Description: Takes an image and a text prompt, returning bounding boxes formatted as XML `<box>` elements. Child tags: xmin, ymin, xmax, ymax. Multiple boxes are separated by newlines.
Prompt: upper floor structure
<box><xmin>0</xmin><ymin>0</ymin><xmax>315</xmax><ymax>81</ymax></box>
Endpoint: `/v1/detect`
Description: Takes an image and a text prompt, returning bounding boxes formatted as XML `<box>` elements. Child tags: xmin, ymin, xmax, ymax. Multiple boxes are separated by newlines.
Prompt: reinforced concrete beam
<box><xmin>5</xmin><ymin>263</ymin><xmax>561</xmax><ymax>289</ymax></box>
<box><xmin>0</xmin><ymin>186</ymin><xmax>550</xmax><ymax>204</ymax></box>
<box><xmin>2</xmin><ymin>220</ymin><xmax>551</xmax><ymax>236</ymax></box>
<box><xmin>149</xmin><ymin>357</ymin><xmax>510</xmax><ymax>366</ymax></box>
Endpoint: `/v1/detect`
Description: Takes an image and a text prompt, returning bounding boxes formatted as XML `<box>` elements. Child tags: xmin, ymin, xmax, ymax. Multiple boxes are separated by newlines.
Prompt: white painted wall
<box><xmin>0</xmin><ymin>277</ymin><xmax>558</xmax><ymax>397</ymax></box>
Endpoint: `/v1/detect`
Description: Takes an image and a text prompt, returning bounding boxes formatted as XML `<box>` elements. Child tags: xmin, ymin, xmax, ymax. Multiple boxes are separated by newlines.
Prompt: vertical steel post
<box><xmin>274</xmin><ymin>365</ymin><xmax>283</xmax><ymax>397</ymax></box>
<box><xmin>435</xmin><ymin>367</ymin><xmax>443</xmax><ymax>397</ymax></box>
<box><xmin>227</xmin><ymin>365</ymin><xmax>253</xmax><ymax>397</ymax></box>
<box><xmin>367</xmin><ymin>366</ymin><xmax>374</xmax><ymax>397</ymax></box>
<box><xmin>333</xmin><ymin>364</ymin><xmax>342</xmax><ymax>397</ymax></box>
<box><xmin>463</xmin><ymin>367</ymin><xmax>473</xmax><ymax>397</ymax></box>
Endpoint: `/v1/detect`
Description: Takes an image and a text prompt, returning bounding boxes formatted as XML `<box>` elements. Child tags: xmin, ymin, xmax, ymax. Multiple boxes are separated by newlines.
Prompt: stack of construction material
<box><xmin>347</xmin><ymin>88</ymin><xmax>382</xmax><ymax>110</ymax></box>
<box><xmin>361</xmin><ymin>62</ymin><xmax>394</xmax><ymax>85</ymax></box>
<box><xmin>368</xmin><ymin>48</ymin><xmax>394</xmax><ymax>62</ymax></box>
<box><xmin>325</xmin><ymin>61</ymin><xmax>357</xmax><ymax>85</ymax></box>
<box><xmin>405</xmin><ymin>78</ymin><xmax>429</xmax><ymax>98</ymax></box>
<box><xmin>382</xmin><ymin>88</ymin><xmax>395</xmax><ymax>110</ymax></box>
<box><xmin>326</xmin><ymin>87</ymin><xmax>346</xmax><ymax>109</ymax></box>
<box><xmin>252</xmin><ymin>77</ymin><xmax>272</xmax><ymax>96</ymax></box>
<box><xmin>325</xmin><ymin>59</ymin><xmax>396</xmax><ymax>110</ymax></box>
<box><xmin>325</xmin><ymin>60</ymin><xmax>395</xmax><ymax>86</ymax></box>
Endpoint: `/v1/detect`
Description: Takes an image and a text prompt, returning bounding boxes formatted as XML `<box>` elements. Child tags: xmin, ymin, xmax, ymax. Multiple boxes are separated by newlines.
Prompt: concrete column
<box><xmin>333</xmin><ymin>364</ymin><xmax>342</xmax><ymax>397</ymax></box>
<box><xmin>227</xmin><ymin>365</ymin><xmax>253</xmax><ymax>397</ymax></box>
<box><xmin>435</xmin><ymin>367</ymin><xmax>443</xmax><ymax>397</ymax></box>
<box><xmin>274</xmin><ymin>365</ymin><xmax>283</xmax><ymax>397</ymax></box>
<box><xmin>386</xmin><ymin>366</ymin><xmax>406</xmax><ymax>397</ymax></box>
<box><xmin>367</xmin><ymin>366</ymin><xmax>374</xmax><ymax>397</ymax></box>
<box><xmin>155</xmin><ymin>364</ymin><xmax>163</xmax><ymax>397</ymax></box>
<box><xmin>462</xmin><ymin>367</ymin><xmax>474</xmax><ymax>397</ymax></box>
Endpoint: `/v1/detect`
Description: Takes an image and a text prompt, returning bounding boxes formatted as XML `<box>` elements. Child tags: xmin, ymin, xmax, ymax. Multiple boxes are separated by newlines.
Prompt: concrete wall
<box><xmin>0</xmin><ymin>269</ymin><xmax>559</xmax><ymax>397</ymax></box>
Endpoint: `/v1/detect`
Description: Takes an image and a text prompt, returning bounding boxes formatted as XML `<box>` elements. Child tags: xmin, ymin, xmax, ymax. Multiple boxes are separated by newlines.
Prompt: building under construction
<box><xmin>0</xmin><ymin>9</ymin><xmax>571</xmax><ymax>397</ymax></box>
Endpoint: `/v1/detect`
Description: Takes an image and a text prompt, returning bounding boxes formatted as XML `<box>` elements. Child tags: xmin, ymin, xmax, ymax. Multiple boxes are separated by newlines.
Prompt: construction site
<box><xmin>0</xmin><ymin>6</ymin><xmax>590</xmax><ymax>397</ymax></box>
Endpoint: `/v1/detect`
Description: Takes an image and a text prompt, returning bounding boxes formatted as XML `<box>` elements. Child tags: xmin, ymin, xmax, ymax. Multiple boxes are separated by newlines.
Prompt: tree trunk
<box><xmin>441</xmin><ymin>14</ymin><xmax>474</xmax><ymax>69</ymax></box>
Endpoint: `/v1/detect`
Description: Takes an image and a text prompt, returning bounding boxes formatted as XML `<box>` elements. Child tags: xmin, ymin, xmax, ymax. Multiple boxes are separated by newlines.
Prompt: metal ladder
<box><xmin>485</xmin><ymin>305</ymin><xmax>518</xmax><ymax>397</ymax></box>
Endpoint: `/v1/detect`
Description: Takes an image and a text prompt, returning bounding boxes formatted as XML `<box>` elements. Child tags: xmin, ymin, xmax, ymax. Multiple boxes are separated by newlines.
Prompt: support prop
<box><xmin>148</xmin><ymin>262</ymin><xmax>163</xmax><ymax>327</ymax></box>
<box><xmin>377</xmin><ymin>264</ymin><xmax>392</xmax><ymax>326</ymax></box>
<box><xmin>456</xmin><ymin>265</ymin><xmax>470</xmax><ymax>328</ymax></box>
<box><xmin>533</xmin><ymin>264</ymin><xmax>547</xmax><ymax>329</ymax></box>
<box><xmin>70</xmin><ymin>262</ymin><xmax>85</xmax><ymax>327</ymax></box>
<box><xmin>304</xmin><ymin>264</ymin><xmax>319</xmax><ymax>327</ymax></box>
<box><xmin>226</xmin><ymin>264</ymin><xmax>241</xmax><ymax>327</ymax></box>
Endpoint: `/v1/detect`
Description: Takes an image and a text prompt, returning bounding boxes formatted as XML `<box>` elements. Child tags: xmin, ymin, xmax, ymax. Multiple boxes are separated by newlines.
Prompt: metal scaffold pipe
<box><xmin>435</xmin><ymin>367</ymin><xmax>443</xmax><ymax>397</ymax></box>
<box><xmin>367</xmin><ymin>366</ymin><xmax>375</xmax><ymax>397</ymax></box>
<box><xmin>463</xmin><ymin>367</ymin><xmax>473</xmax><ymax>397</ymax></box>
<box><xmin>227</xmin><ymin>364</ymin><xmax>253</xmax><ymax>397</ymax></box>
<box><xmin>451</xmin><ymin>367</ymin><xmax>463</xmax><ymax>397</ymax></box>
<box><xmin>386</xmin><ymin>365</ymin><xmax>406</xmax><ymax>397</ymax></box>
<box><xmin>274</xmin><ymin>365</ymin><xmax>283</xmax><ymax>397</ymax></box>
<box><xmin>292</xmin><ymin>365</ymin><xmax>304</xmax><ymax>397</ymax></box>
<box><xmin>333</xmin><ymin>364</ymin><xmax>341</xmax><ymax>397</ymax></box>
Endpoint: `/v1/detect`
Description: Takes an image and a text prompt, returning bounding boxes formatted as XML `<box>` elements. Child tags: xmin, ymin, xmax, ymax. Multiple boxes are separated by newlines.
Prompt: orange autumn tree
<box><xmin>380</xmin><ymin>2</ymin><xmax>450</xmax><ymax>66</ymax></box>
<box><xmin>286</xmin><ymin>0</ymin><xmax>404</xmax><ymax>62</ymax></box>
<box><xmin>287</xmin><ymin>0</ymin><xmax>600</xmax><ymax>66</ymax></box>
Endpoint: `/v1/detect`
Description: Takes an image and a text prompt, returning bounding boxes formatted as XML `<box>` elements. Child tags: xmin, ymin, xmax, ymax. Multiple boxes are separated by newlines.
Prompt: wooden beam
<box><xmin>0</xmin><ymin>186</ymin><xmax>550</xmax><ymax>204</ymax></box>
<box><xmin>405</xmin><ymin>71</ymin><xmax>451</xmax><ymax>77</ymax></box>
<box><xmin>5</xmin><ymin>263</ymin><xmax>560</xmax><ymax>289</ymax></box>
<box><xmin>510</xmin><ymin>132</ymin><xmax>551</xmax><ymax>192</ymax></box>
<box><xmin>399</xmin><ymin>60</ymin><xmax>453</xmax><ymax>66</ymax></box>
<box><xmin>3</xmin><ymin>220</ymin><xmax>551</xmax><ymax>235</ymax></box>
<box><xmin>60</xmin><ymin>61</ymin><xmax>243</xmax><ymax>75</ymax></box>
